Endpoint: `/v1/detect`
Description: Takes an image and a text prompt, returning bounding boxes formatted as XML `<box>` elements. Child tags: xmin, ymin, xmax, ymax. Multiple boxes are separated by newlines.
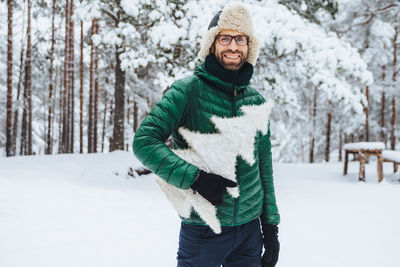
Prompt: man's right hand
<box><xmin>190</xmin><ymin>170</ymin><xmax>237</xmax><ymax>206</ymax></box>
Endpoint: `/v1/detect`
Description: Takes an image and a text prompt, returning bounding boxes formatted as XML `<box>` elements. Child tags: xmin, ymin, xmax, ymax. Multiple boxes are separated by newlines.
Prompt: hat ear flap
<box><xmin>210</xmin><ymin>43</ymin><xmax>215</xmax><ymax>54</ymax></box>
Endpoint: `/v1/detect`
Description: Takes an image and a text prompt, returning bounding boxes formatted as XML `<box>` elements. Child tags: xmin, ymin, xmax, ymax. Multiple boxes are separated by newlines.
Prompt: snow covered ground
<box><xmin>0</xmin><ymin>151</ymin><xmax>399</xmax><ymax>267</ymax></box>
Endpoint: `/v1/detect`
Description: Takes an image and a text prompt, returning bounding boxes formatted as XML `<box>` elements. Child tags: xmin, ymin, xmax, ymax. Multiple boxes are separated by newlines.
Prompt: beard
<box><xmin>214</xmin><ymin>49</ymin><xmax>247</xmax><ymax>71</ymax></box>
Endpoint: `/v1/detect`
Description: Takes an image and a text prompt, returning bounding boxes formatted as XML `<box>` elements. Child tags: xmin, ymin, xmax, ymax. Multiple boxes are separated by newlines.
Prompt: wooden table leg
<box><xmin>344</xmin><ymin>151</ymin><xmax>349</xmax><ymax>175</ymax></box>
<box><xmin>359</xmin><ymin>152</ymin><xmax>366</xmax><ymax>182</ymax></box>
<box><xmin>377</xmin><ymin>154</ymin><xmax>383</xmax><ymax>182</ymax></box>
<box><xmin>394</xmin><ymin>163</ymin><xmax>398</xmax><ymax>173</ymax></box>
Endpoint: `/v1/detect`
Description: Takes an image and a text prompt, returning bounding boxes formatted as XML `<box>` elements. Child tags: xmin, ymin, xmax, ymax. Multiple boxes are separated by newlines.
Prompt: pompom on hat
<box><xmin>198</xmin><ymin>3</ymin><xmax>260</xmax><ymax>66</ymax></box>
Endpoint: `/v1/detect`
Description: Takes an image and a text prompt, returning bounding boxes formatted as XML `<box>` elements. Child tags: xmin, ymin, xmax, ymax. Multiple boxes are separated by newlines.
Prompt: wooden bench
<box><xmin>343</xmin><ymin>142</ymin><xmax>385</xmax><ymax>182</ymax></box>
<box><xmin>382</xmin><ymin>150</ymin><xmax>400</xmax><ymax>173</ymax></box>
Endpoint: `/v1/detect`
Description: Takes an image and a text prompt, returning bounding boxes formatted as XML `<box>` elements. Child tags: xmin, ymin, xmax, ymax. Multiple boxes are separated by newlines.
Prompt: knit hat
<box><xmin>198</xmin><ymin>3</ymin><xmax>260</xmax><ymax>66</ymax></box>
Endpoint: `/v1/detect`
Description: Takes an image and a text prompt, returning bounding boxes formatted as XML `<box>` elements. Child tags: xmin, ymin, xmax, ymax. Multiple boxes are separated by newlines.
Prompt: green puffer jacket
<box><xmin>133</xmin><ymin>63</ymin><xmax>280</xmax><ymax>226</ymax></box>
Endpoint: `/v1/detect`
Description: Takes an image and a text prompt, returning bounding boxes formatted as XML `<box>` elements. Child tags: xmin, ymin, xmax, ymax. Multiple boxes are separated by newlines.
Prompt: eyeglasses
<box><xmin>216</xmin><ymin>35</ymin><xmax>249</xmax><ymax>46</ymax></box>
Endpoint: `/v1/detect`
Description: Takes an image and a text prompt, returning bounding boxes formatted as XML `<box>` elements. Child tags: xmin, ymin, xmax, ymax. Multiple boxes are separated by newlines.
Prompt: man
<box><xmin>133</xmin><ymin>3</ymin><xmax>280</xmax><ymax>267</ymax></box>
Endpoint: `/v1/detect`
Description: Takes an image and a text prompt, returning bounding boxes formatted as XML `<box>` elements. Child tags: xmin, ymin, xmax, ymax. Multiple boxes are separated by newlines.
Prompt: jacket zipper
<box><xmin>231</xmin><ymin>88</ymin><xmax>237</xmax><ymax>115</ymax></box>
<box><xmin>231</xmin><ymin>88</ymin><xmax>239</xmax><ymax>225</ymax></box>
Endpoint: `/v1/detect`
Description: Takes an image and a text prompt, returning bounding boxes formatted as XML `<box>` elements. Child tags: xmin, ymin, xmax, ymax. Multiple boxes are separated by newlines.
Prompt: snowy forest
<box><xmin>1</xmin><ymin>0</ymin><xmax>399</xmax><ymax>162</ymax></box>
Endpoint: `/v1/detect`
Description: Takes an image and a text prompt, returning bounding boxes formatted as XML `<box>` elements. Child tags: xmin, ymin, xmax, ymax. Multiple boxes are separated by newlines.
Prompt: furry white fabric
<box><xmin>156</xmin><ymin>101</ymin><xmax>273</xmax><ymax>234</ymax></box>
<box><xmin>198</xmin><ymin>3</ymin><xmax>260</xmax><ymax>66</ymax></box>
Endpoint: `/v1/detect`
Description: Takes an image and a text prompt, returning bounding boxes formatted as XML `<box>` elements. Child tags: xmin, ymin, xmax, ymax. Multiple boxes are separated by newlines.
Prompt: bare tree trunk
<box><xmin>93</xmin><ymin>21</ymin><xmax>99</xmax><ymax>153</ymax></box>
<box><xmin>108</xmin><ymin>97</ymin><xmax>114</xmax><ymax>151</ymax></box>
<box><xmin>58</xmin><ymin>66</ymin><xmax>63</xmax><ymax>154</ymax></box>
<box><xmin>338</xmin><ymin>129</ymin><xmax>343</xmax><ymax>162</ymax></box>
<box><xmin>365</xmin><ymin>85</ymin><xmax>369</xmax><ymax>142</ymax></box>
<box><xmin>101</xmin><ymin>91</ymin><xmax>108</xmax><ymax>153</ymax></box>
<box><xmin>325</xmin><ymin>103</ymin><xmax>332</xmax><ymax>162</ymax></box>
<box><xmin>61</xmin><ymin>0</ymin><xmax>70</xmax><ymax>153</ymax></box>
<box><xmin>52</xmin><ymin>65</ymin><xmax>60</xmax><ymax>154</ymax></box>
<box><xmin>60</xmin><ymin>0</ymin><xmax>75</xmax><ymax>153</ymax></box>
<box><xmin>309</xmin><ymin>137</ymin><xmax>315</xmax><ymax>163</ymax></box>
<box><xmin>20</xmin><ymin>100</ymin><xmax>27</xmax><ymax>154</ymax></box>
<box><xmin>12</xmin><ymin>41</ymin><xmax>24</xmax><ymax>156</ymax></box>
<box><xmin>380</xmin><ymin>65</ymin><xmax>386</xmax><ymax>144</ymax></box>
<box><xmin>79</xmin><ymin>13</ymin><xmax>84</xmax><ymax>153</ymax></box>
<box><xmin>133</xmin><ymin>99</ymin><xmax>138</xmax><ymax>132</ymax></box>
<box><xmin>68</xmin><ymin>0</ymin><xmax>75</xmax><ymax>153</ymax></box>
<box><xmin>6</xmin><ymin>0</ymin><xmax>14</xmax><ymax>157</ymax></box>
<box><xmin>46</xmin><ymin>0</ymin><xmax>56</xmax><ymax>155</ymax></box>
<box><xmin>127</xmin><ymin>96</ymin><xmax>130</xmax><ymax>125</ymax></box>
<box><xmin>65</xmin><ymin>2</ymin><xmax>71</xmax><ymax>153</ymax></box>
<box><xmin>21</xmin><ymin>0</ymin><xmax>32</xmax><ymax>155</ymax></box>
<box><xmin>390</xmin><ymin>97</ymin><xmax>396</xmax><ymax>150</ymax></box>
<box><xmin>27</xmin><ymin>0</ymin><xmax>33</xmax><ymax>155</ymax></box>
<box><xmin>111</xmin><ymin>44</ymin><xmax>126</xmax><ymax>151</ymax></box>
<box><xmin>309</xmin><ymin>86</ymin><xmax>317</xmax><ymax>163</ymax></box>
<box><xmin>12</xmin><ymin>0</ymin><xmax>26</xmax><ymax>155</ymax></box>
<box><xmin>88</xmin><ymin>19</ymin><xmax>96</xmax><ymax>153</ymax></box>
<box><xmin>390</xmin><ymin>27</ymin><xmax>398</xmax><ymax>150</ymax></box>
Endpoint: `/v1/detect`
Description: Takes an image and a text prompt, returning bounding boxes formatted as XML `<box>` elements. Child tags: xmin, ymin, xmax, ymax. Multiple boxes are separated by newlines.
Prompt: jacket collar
<box><xmin>194</xmin><ymin>57</ymin><xmax>252</xmax><ymax>97</ymax></box>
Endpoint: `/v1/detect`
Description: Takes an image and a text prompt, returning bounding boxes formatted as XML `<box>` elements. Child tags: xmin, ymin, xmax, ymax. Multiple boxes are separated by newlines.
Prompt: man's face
<box><xmin>211</xmin><ymin>29</ymin><xmax>249</xmax><ymax>71</ymax></box>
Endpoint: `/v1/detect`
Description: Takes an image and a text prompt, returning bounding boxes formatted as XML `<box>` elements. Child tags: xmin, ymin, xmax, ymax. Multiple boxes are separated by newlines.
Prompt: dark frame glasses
<box><xmin>216</xmin><ymin>35</ymin><xmax>249</xmax><ymax>46</ymax></box>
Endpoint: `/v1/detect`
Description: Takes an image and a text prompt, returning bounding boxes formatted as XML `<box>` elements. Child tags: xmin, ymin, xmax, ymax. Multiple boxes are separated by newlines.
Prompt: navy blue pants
<box><xmin>177</xmin><ymin>219</ymin><xmax>263</xmax><ymax>267</ymax></box>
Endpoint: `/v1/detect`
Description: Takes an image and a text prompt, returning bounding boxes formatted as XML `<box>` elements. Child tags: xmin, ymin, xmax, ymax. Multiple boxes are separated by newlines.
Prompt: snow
<box><xmin>0</xmin><ymin>151</ymin><xmax>399</xmax><ymax>267</ymax></box>
<box><xmin>343</xmin><ymin>142</ymin><xmax>385</xmax><ymax>150</ymax></box>
<box><xmin>383</xmin><ymin>150</ymin><xmax>400</xmax><ymax>162</ymax></box>
<box><xmin>149</xmin><ymin>23</ymin><xmax>186</xmax><ymax>50</ymax></box>
<box><xmin>120</xmin><ymin>0</ymin><xmax>139</xmax><ymax>17</ymax></box>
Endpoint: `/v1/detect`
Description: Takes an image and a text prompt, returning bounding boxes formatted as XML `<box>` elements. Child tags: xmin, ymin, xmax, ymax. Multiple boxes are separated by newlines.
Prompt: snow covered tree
<box><xmin>326</xmin><ymin>0</ymin><xmax>400</xmax><ymax>150</ymax></box>
<box><xmin>1</xmin><ymin>0</ymin><xmax>397</xmax><ymax>162</ymax></box>
<box><xmin>279</xmin><ymin>0</ymin><xmax>339</xmax><ymax>24</ymax></box>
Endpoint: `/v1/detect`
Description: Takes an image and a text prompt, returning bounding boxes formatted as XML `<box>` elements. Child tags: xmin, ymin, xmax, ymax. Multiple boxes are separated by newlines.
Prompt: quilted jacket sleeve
<box><xmin>132</xmin><ymin>81</ymin><xmax>200</xmax><ymax>189</ymax></box>
<box><xmin>258</xmin><ymin>125</ymin><xmax>280</xmax><ymax>225</ymax></box>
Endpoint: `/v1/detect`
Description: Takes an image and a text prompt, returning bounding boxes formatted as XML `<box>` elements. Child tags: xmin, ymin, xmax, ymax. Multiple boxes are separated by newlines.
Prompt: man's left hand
<box><xmin>261</xmin><ymin>224</ymin><xmax>280</xmax><ymax>267</ymax></box>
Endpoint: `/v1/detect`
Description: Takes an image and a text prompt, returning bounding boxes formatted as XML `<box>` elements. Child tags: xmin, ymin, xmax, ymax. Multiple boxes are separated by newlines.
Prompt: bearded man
<box><xmin>133</xmin><ymin>3</ymin><xmax>280</xmax><ymax>267</ymax></box>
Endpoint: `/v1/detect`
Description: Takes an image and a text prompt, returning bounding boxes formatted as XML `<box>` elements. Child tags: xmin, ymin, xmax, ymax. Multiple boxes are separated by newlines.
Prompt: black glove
<box><xmin>190</xmin><ymin>170</ymin><xmax>237</xmax><ymax>206</ymax></box>
<box><xmin>261</xmin><ymin>224</ymin><xmax>280</xmax><ymax>267</ymax></box>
